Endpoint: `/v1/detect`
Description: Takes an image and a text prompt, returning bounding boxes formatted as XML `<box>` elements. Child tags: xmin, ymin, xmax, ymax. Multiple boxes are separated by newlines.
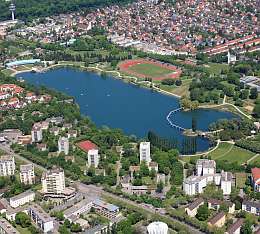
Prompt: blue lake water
<box><xmin>18</xmin><ymin>68</ymin><xmax>237</xmax><ymax>152</ymax></box>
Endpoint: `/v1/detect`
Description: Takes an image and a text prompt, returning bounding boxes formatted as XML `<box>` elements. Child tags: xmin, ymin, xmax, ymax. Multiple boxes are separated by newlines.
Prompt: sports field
<box><xmin>128</xmin><ymin>63</ymin><xmax>173</xmax><ymax>78</ymax></box>
<box><xmin>119</xmin><ymin>59</ymin><xmax>182</xmax><ymax>80</ymax></box>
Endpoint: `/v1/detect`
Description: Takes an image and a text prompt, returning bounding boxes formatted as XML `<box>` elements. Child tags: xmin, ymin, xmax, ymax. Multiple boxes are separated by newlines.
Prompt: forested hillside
<box><xmin>0</xmin><ymin>0</ymin><xmax>135</xmax><ymax>21</ymax></box>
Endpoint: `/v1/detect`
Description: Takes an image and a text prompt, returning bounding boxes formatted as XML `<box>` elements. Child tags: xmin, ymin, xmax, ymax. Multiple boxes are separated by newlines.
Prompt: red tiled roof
<box><xmin>77</xmin><ymin>140</ymin><xmax>98</xmax><ymax>152</ymax></box>
<box><xmin>252</xmin><ymin>168</ymin><xmax>260</xmax><ymax>185</ymax></box>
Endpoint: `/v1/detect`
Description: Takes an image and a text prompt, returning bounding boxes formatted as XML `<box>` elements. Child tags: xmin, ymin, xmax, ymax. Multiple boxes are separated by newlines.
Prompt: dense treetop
<box><xmin>0</xmin><ymin>0</ymin><xmax>135</xmax><ymax>21</ymax></box>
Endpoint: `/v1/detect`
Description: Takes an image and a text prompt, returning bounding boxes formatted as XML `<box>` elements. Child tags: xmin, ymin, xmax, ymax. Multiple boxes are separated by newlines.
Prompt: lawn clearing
<box><xmin>208</xmin><ymin>143</ymin><xmax>255</xmax><ymax>164</ymax></box>
<box><xmin>249</xmin><ymin>154</ymin><xmax>260</xmax><ymax>165</ymax></box>
<box><xmin>204</xmin><ymin>63</ymin><xmax>229</xmax><ymax>74</ymax></box>
<box><xmin>235</xmin><ymin>173</ymin><xmax>247</xmax><ymax>188</ymax></box>
<box><xmin>207</xmin><ymin>142</ymin><xmax>233</xmax><ymax>160</ymax></box>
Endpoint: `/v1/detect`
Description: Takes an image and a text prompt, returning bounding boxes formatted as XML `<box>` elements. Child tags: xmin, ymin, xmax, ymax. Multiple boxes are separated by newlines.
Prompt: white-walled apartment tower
<box><xmin>196</xmin><ymin>159</ymin><xmax>216</xmax><ymax>176</ymax></box>
<box><xmin>58</xmin><ymin>137</ymin><xmax>69</xmax><ymax>155</ymax></box>
<box><xmin>0</xmin><ymin>155</ymin><xmax>15</xmax><ymax>176</ymax></box>
<box><xmin>41</xmin><ymin>167</ymin><xmax>65</xmax><ymax>194</ymax></box>
<box><xmin>20</xmin><ymin>164</ymin><xmax>35</xmax><ymax>185</ymax></box>
<box><xmin>31</xmin><ymin>126</ymin><xmax>43</xmax><ymax>143</ymax></box>
<box><xmin>87</xmin><ymin>149</ymin><xmax>99</xmax><ymax>168</ymax></box>
<box><xmin>139</xmin><ymin>142</ymin><xmax>151</xmax><ymax>164</ymax></box>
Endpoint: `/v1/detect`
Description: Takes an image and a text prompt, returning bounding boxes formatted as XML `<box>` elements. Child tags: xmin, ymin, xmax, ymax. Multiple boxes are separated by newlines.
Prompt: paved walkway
<box><xmin>247</xmin><ymin>154</ymin><xmax>259</xmax><ymax>164</ymax></box>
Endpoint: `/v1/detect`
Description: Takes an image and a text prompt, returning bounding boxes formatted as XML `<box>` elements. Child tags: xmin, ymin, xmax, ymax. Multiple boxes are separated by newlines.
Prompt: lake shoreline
<box><xmin>12</xmin><ymin>62</ymin><xmax>248</xmax><ymax>120</ymax></box>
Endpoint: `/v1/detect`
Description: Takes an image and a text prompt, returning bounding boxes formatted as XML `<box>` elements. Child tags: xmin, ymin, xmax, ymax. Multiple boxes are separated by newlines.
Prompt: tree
<box><xmin>192</xmin><ymin>116</ymin><xmax>197</xmax><ymax>132</ymax></box>
<box><xmin>249</xmin><ymin>87</ymin><xmax>258</xmax><ymax>99</ymax></box>
<box><xmin>241</xmin><ymin>220</ymin><xmax>253</xmax><ymax>234</ymax></box>
<box><xmin>140</xmin><ymin>161</ymin><xmax>150</xmax><ymax>177</ymax></box>
<box><xmin>253</xmin><ymin>104</ymin><xmax>260</xmax><ymax>118</ymax></box>
<box><xmin>15</xmin><ymin>212</ymin><xmax>31</xmax><ymax>228</ymax></box>
<box><xmin>156</xmin><ymin>180</ymin><xmax>164</xmax><ymax>193</ymax></box>
<box><xmin>71</xmin><ymin>223</ymin><xmax>82</xmax><ymax>232</ymax></box>
<box><xmin>196</xmin><ymin>204</ymin><xmax>210</xmax><ymax>221</ymax></box>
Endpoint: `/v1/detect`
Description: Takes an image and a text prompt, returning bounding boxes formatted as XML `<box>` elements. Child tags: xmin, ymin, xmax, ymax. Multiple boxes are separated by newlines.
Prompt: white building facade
<box><xmin>41</xmin><ymin>167</ymin><xmax>65</xmax><ymax>194</ymax></box>
<box><xmin>31</xmin><ymin>126</ymin><xmax>43</xmax><ymax>143</ymax></box>
<box><xmin>0</xmin><ymin>155</ymin><xmax>15</xmax><ymax>176</ymax></box>
<box><xmin>58</xmin><ymin>137</ymin><xmax>69</xmax><ymax>155</ymax></box>
<box><xmin>87</xmin><ymin>149</ymin><xmax>99</xmax><ymax>168</ymax></box>
<box><xmin>20</xmin><ymin>164</ymin><xmax>35</xmax><ymax>185</ymax></box>
<box><xmin>139</xmin><ymin>142</ymin><xmax>151</xmax><ymax>164</ymax></box>
<box><xmin>10</xmin><ymin>190</ymin><xmax>35</xmax><ymax>208</ymax></box>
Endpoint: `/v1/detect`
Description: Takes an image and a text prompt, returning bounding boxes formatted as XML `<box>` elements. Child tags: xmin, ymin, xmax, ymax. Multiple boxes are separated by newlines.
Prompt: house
<box><xmin>242</xmin><ymin>200</ymin><xmax>260</xmax><ymax>216</ymax></box>
<box><xmin>208</xmin><ymin>199</ymin><xmax>235</xmax><ymax>214</ymax></box>
<box><xmin>9</xmin><ymin>190</ymin><xmax>35</xmax><ymax>208</ymax></box>
<box><xmin>67</xmin><ymin>130</ymin><xmax>77</xmax><ymax>139</ymax></box>
<box><xmin>251</xmin><ymin>168</ymin><xmax>260</xmax><ymax>192</ymax></box>
<box><xmin>0</xmin><ymin>218</ymin><xmax>19</xmax><ymax>234</ymax></box>
<box><xmin>208</xmin><ymin>212</ymin><xmax>226</xmax><ymax>228</ymax></box>
<box><xmin>36</xmin><ymin>143</ymin><xmax>47</xmax><ymax>152</ymax></box>
<box><xmin>208</xmin><ymin>199</ymin><xmax>222</xmax><ymax>210</ymax></box>
<box><xmin>185</xmin><ymin>198</ymin><xmax>204</xmax><ymax>217</ymax></box>
<box><xmin>148</xmin><ymin>161</ymin><xmax>158</xmax><ymax>172</ymax></box>
<box><xmin>225</xmin><ymin>218</ymin><xmax>244</xmax><ymax>234</ymax></box>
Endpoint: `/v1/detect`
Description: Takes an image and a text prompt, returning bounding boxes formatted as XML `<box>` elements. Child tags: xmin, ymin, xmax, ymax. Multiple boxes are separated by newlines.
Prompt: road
<box><xmin>76</xmin><ymin>183</ymin><xmax>204</xmax><ymax>234</ymax></box>
<box><xmin>0</xmin><ymin>144</ymin><xmax>204</xmax><ymax>234</ymax></box>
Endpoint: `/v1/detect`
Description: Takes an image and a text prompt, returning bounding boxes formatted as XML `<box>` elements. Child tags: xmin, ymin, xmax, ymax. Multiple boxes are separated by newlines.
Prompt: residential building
<box><xmin>208</xmin><ymin>199</ymin><xmax>235</xmax><ymax>214</ymax></box>
<box><xmin>20</xmin><ymin>164</ymin><xmax>35</xmax><ymax>185</ymax></box>
<box><xmin>221</xmin><ymin>171</ymin><xmax>233</xmax><ymax>195</ymax></box>
<box><xmin>28</xmin><ymin>203</ymin><xmax>54</xmax><ymax>233</ymax></box>
<box><xmin>196</xmin><ymin>159</ymin><xmax>216</xmax><ymax>176</ymax></box>
<box><xmin>0</xmin><ymin>218</ymin><xmax>19</xmax><ymax>234</ymax></box>
<box><xmin>41</xmin><ymin>167</ymin><xmax>65</xmax><ymax>194</ymax></box>
<box><xmin>64</xmin><ymin>198</ymin><xmax>94</xmax><ymax>222</ymax></box>
<box><xmin>9</xmin><ymin>190</ymin><xmax>35</xmax><ymax>208</ymax></box>
<box><xmin>148</xmin><ymin>161</ymin><xmax>158</xmax><ymax>172</ymax></box>
<box><xmin>208</xmin><ymin>212</ymin><xmax>226</xmax><ymax>228</ymax></box>
<box><xmin>0</xmin><ymin>155</ymin><xmax>15</xmax><ymax>177</ymax></box>
<box><xmin>147</xmin><ymin>221</ymin><xmax>168</xmax><ymax>234</ymax></box>
<box><xmin>31</xmin><ymin>126</ymin><xmax>42</xmax><ymax>143</ymax></box>
<box><xmin>87</xmin><ymin>149</ymin><xmax>99</xmax><ymax>168</ymax></box>
<box><xmin>58</xmin><ymin>137</ymin><xmax>69</xmax><ymax>155</ymax></box>
<box><xmin>185</xmin><ymin>198</ymin><xmax>204</xmax><ymax>217</ymax></box>
<box><xmin>251</xmin><ymin>168</ymin><xmax>260</xmax><ymax>192</ymax></box>
<box><xmin>84</xmin><ymin>225</ymin><xmax>109</xmax><ymax>234</ymax></box>
<box><xmin>183</xmin><ymin>176</ymin><xmax>207</xmax><ymax>195</ymax></box>
<box><xmin>139</xmin><ymin>142</ymin><xmax>151</xmax><ymax>164</ymax></box>
<box><xmin>93</xmin><ymin>199</ymin><xmax>120</xmax><ymax>220</ymax></box>
<box><xmin>242</xmin><ymin>200</ymin><xmax>260</xmax><ymax>216</ymax></box>
<box><xmin>225</xmin><ymin>218</ymin><xmax>244</xmax><ymax>234</ymax></box>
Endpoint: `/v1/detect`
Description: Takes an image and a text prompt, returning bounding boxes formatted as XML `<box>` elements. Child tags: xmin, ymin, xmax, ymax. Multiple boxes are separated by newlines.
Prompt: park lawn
<box><xmin>210</xmin><ymin>144</ymin><xmax>255</xmax><ymax>164</ymax></box>
<box><xmin>16</xmin><ymin>226</ymin><xmax>31</xmax><ymax>234</ymax></box>
<box><xmin>249</xmin><ymin>155</ymin><xmax>260</xmax><ymax>165</ymax></box>
<box><xmin>207</xmin><ymin>142</ymin><xmax>233</xmax><ymax>160</ymax></box>
<box><xmin>204</xmin><ymin>63</ymin><xmax>229</xmax><ymax>74</ymax></box>
<box><xmin>128</xmin><ymin>63</ymin><xmax>173</xmax><ymax>78</ymax></box>
<box><xmin>160</xmin><ymin>79</ymin><xmax>191</xmax><ymax>97</ymax></box>
<box><xmin>1</xmin><ymin>69</ymin><xmax>14</xmax><ymax>76</ymax></box>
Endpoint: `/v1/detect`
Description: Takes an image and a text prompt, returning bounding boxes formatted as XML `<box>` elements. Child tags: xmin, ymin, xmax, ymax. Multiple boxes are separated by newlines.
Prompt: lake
<box><xmin>18</xmin><ymin>67</ymin><xmax>237</xmax><ymax>153</ymax></box>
